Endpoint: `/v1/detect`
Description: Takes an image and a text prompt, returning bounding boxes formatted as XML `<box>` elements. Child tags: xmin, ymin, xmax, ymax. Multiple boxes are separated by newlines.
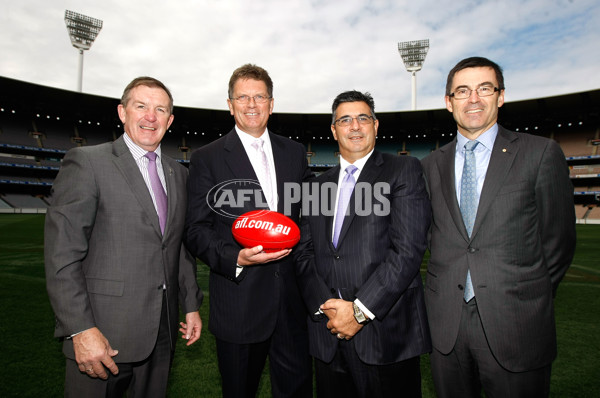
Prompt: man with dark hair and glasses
<box><xmin>184</xmin><ymin>64</ymin><xmax>312</xmax><ymax>397</ymax></box>
<box><xmin>421</xmin><ymin>56</ymin><xmax>575</xmax><ymax>397</ymax></box>
<box><xmin>295</xmin><ymin>90</ymin><xmax>432</xmax><ymax>397</ymax></box>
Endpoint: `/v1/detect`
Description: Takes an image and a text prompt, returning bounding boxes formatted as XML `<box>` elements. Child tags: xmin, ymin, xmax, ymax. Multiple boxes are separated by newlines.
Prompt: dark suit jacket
<box><xmin>295</xmin><ymin>151</ymin><xmax>432</xmax><ymax>365</ymax></box>
<box><xmin>421</xmin><ymin>126</ymin><xmax>575</xmax><ymax>372</ymax></box>
<box><xmin>45</xmin><ymin>135</ymin><xmax>203</xmax><ymax>362</ymax></box>
<box><xmin>184</xmin><ymin>128</ymin><xmax>311</xmax><ymax>344</ymax></box>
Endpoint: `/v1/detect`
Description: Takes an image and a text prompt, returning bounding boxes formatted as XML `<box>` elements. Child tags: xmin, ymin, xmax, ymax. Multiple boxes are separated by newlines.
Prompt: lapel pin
<box><xmin>502</xmin><ymin>148</ymin><xmax>507</xmax><ymax>153</ymax></box>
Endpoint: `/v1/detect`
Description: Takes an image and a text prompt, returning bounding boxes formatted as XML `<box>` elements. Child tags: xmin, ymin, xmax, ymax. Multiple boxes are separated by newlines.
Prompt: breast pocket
<box><xmin>497</xmin><ymin>181</ymin><xmax>530</xmax><ymax>196</ymax></box>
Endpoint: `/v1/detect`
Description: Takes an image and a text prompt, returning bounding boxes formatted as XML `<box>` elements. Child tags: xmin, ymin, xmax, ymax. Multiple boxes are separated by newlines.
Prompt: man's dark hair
<box><xmin>228</xmin><ymin>64</ymin><xmax>274</xmax><ymax>99</ymax></box>
<box><xmin>121</xmin><ymin>76</ymin><xmax>174</xmax><ymax>113</ymax></box>
<box><xmin>331</xmin><ymin>90</ymin><xmax>377</xmax><ymax>125</ymax></box>
<box><xmin>445</xmin><ymin>57</ymin><xmax>505</xmax><ymax>96</ymax></box>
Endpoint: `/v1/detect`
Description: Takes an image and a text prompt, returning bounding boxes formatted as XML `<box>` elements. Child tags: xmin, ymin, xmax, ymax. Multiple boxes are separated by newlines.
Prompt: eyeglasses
<box><xmin>449</xmin><ymin>85</ymin><xmax>500</xmax><ymax>100</ymax></box>
<box><xmin>229</xmin><ymin>95</ymin><xmax>272</xmax><ymax>104</ymax></box>
<box><xmin>334</xmin><ymin>115</ymin><xmax>375</xmax><ymax>127</ymax></box>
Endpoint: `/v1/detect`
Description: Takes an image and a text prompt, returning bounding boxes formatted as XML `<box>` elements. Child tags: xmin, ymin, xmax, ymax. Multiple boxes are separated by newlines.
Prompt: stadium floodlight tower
<box><xmin>398</xmin><ymin>39</ymin><xmax>429</xmax><ymax>110</ymax></box>
<box><xmin>64</xmin><ymin>10</ymin><xmax>103</xmax><ymax>92</ymax></box>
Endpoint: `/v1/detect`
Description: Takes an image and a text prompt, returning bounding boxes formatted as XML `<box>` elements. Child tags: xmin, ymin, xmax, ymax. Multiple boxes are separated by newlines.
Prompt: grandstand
<box><xmin>1</xmin><ymin>76</ymin><xmax>599</xmax><ymax>222</ymax></box>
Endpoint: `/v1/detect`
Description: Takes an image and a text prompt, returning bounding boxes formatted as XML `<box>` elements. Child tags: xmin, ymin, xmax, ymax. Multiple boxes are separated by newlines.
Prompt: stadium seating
<box><xmin>1</xmin><ymin>76</ymin><xmax>599</xmax><ymax>220</ymax></box>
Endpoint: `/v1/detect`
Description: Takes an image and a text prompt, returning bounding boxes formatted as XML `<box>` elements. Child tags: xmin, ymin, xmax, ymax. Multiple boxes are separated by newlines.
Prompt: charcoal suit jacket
<box><xmin>45</xmin><ymin>134</ymin><xmax>203</xmax><ymax>362</ymax></box>
<box><xmin>421</xmin><ymin>126</ymin><xmax>575</xmax><ymax>372</ymax></box>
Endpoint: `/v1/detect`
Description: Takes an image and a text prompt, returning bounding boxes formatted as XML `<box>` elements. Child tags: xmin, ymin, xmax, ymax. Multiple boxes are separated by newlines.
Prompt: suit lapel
<box><xmin>161</xmin><ymin>156</ymin><xmax>177</xmax><ymax>237</ymax></box>
<box><xmin>471</xmin><ymin>127</ymin><xmax>519</xmax><ymax>238</ymax></box>
<box><xmin>223</xmin><ymin>129</ymin><xmax>258</xmax><ymax>180</ymax></box>
<box><xmin>270</xmin><ymin>132</ymin><xmax>289</xmax><ymax>213</ymax></box>
<box><xmin>436</xmin><ymin>139</ymin><xmax>469</xmax><ymax>240</ymax></box>
<box><xmin>112</xmin><ymin>136</ymin><xmax>162</xmax><ymax>236</ymax></box>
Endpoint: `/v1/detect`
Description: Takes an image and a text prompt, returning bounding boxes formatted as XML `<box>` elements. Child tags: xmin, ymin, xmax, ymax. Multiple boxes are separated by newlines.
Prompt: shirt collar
<box><xmin>123</xmin><ymin>133</ymin><xmax>162</xmax><ymax>159</ymax></box>
<box><xmin>339</xmin><ymin>149</ymin><xmax>374</xmax><ymax>175</ymax></box>
<box><xmin>235</xmin><ymin>126</ymin><xmax>271</xmax><ymax>149</ymax></box>
<box><xmin>456</xmin><ymin>123</ymin><xmax>498</xmax><ymax>154</ymax></box>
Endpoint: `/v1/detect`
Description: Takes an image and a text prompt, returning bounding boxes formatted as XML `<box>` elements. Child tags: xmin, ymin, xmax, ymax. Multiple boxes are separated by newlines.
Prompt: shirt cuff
<box><xmin>355</xmin><ymin>298</ymin><xmax>376</xmax><ymax>320</ymax></box>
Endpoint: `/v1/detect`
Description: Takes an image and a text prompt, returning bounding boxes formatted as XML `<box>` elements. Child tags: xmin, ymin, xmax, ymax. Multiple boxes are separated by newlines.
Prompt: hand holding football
<box><xmin>232</xmin><ymin>210</ymin><xmax>301</xmax><ymax>252</ymax></box>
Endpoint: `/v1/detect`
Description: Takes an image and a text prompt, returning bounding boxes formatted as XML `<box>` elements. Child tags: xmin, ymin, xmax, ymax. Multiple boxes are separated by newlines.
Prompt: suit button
<box><xmin>330</xmin><ymin>288</ymin><xmax>336</xmax><ymax>294</ymax></box>
<box><xmin>468</xmin><ymin>247</ymin><xmax>477</xmax><ymax>253</ymax></box>
<box><xmin>334</xmin><ymin>255</ymin><xmax>340</xmax><ymax>260</ymax></box>
<box><xmin>275</xmin><ymin>271</ymin><xmax>280</xmax><ymax>278</ymax></box>
<box><xmin>458</xmin><ymin>284</ymin><xmax>464</xmax><ymax>290</ymax></box>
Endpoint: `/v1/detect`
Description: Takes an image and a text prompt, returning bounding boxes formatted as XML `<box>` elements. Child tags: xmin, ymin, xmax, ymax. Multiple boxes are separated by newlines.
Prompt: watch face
<box><xmin>353</xmin><ymin>302</ymin><xmax>367</xmax><ymax>323</ymax></box>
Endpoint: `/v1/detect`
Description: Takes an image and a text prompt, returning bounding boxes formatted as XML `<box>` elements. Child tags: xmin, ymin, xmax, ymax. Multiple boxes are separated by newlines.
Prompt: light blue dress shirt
<box><xmin>455</xmin><ymin>124</ymin><xmax>499</xmax><ymax>204</ymax></box>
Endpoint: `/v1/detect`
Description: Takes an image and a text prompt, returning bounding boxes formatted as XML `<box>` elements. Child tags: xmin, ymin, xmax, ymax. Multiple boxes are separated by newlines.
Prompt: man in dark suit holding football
<box><xmin>295</xmin><ymin>90</ymin><xmax>432</xmax><ymax>397</ymax></box>
<box><xmin>184</xmin><ymin>64</ymin><xmax>312</xmax><ymax>397</ymax></box>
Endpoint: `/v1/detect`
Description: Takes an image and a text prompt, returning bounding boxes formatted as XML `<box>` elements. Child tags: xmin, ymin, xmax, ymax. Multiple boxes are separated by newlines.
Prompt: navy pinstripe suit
<box><xmin>295</xmin><ymin>150</ymin><xmax>432</xmax><ymax>365</ymax></box>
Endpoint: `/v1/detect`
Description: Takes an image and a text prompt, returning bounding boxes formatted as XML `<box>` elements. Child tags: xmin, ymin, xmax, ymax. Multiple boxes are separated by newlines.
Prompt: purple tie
<box><xmin>145</xmin><ymin>152</ymin><xmax>168</xmax><ymax>234</ymax></box>
<box><xmin>333</xmin><ymin>165</ymin><xmax>358</xmax><ymax>248</ymax></box>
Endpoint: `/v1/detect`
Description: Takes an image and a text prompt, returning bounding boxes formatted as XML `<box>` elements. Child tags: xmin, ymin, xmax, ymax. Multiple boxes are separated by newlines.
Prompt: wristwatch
<box><xmin>352</xmin><ymin>302</ymin><xmax>370</xmax><ymax>324</ymax></box>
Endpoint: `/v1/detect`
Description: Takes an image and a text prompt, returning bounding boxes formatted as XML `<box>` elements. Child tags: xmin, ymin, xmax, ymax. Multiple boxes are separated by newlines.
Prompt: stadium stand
<box><xmin>1</xmin><ymin>76</ymin><xmax>599</xmax><ymax>220</ymax></box>
<box><xmin>588</xmin><ymin>206</ymin><xmax>600</xmax><ymax>220</ymax></box>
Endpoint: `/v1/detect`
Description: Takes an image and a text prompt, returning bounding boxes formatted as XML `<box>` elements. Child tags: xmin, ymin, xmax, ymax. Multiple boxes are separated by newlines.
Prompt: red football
<box><xmin>232</xmin><ymin>210</ymin><xmax>300</xmax><ymax>252</ymax></box>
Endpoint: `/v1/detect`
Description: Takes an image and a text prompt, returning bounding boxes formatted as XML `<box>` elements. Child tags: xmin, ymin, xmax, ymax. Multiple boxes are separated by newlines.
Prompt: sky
<box><xmin>1</xmin><ymin>0</ymin><xmax>599</xmax><ymax>114</ymax></box>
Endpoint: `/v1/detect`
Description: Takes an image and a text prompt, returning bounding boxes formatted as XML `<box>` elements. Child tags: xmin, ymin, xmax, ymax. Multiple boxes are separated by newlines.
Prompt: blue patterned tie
<box><xmin>460</xmin><ymin>140</ymin><xmax>479</xmax><ymax>302</ymax></box>
<box><xmin>333</xmin><ymin>165</ymin><xmax>358</xmax><ymax>248</ymax></box>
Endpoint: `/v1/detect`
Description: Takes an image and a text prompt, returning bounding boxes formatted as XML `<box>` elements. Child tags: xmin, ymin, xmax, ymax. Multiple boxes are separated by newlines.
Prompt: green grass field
<box><xmin>0</xmin><ymin>214</ymin><xmax>598</xmax><ymax>397</ymax></box>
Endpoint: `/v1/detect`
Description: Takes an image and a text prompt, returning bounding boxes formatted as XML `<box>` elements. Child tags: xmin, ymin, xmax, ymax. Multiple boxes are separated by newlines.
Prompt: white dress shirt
<box><xmin>235</xmin><ymin>126</ymin><xmax>278</xmax><ymax>211</ymax></box>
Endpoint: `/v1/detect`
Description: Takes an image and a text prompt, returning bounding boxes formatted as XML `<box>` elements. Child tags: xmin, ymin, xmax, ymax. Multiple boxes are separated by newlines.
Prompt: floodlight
<box><xmin>64</xmin><ymin>10</ymin><xmax>103</xmax><ymax>92</ymax></box>
<box><xmin>398</xmin><ymin>39</ymin><xmax>430</xmax><ymax>110</ymax></box>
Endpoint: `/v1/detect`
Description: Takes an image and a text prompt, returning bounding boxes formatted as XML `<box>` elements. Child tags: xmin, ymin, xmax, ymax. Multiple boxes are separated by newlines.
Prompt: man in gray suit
<box><xmin>45</xmin><ymin>77</ymin><xmax>203</xmax><ymax>397</ymax></box>
<box><xmin>421</xmin><ymin>57</ymin><xmax>575</xmax><ymax>397</ymax></box>
<box><xmin>295</xmin><ymin>90</ymin><xmax>431</xmax><ymax>397</ymax></box>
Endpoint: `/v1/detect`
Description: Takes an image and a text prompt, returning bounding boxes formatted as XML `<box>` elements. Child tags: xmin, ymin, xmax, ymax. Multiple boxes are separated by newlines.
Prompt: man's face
<box><xmin>227</xmin><ymin>78</ymin><xmax>273</xmax><ymax>138</ymax></box>
<box><xmin>117</xmin><ymin>85</ymin><xmax>174</xmax><ymax>151</ymax></box>
<box><xmin>331</xmin><ymin>101</ymin><xmax>379</xmax><ymax>163</ymax></box>
<box><xmin>445</xmin><ymin>66</ymin><xmax>504</xmax><ymax>140</ymax></box>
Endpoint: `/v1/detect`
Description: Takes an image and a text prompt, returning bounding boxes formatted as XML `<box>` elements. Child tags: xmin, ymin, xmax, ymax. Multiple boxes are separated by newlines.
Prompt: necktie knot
<box><xmin>252</xmin><ymin>139</ymin><xmax>264</xmax><ymax>151</ymax></box>
<box><xmin>145</xmin><ymin>151</ymin><xmax>158</xmax><ymax>161</ymax></box>
<box><xmin>345</xmin><ymin>164</ymin><xmax>358</xmax><ymax>177</ymax></box>
<box><xmin>464</xmin><ymin>140</ymin><xmax>479</xmax><ymax>152</ymax></box>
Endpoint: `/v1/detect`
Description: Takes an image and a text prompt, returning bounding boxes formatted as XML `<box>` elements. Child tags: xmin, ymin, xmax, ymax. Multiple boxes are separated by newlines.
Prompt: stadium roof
<box><xmin>1</xmin><ymin>75</ymin><xmax>598</xmax><ymax>143</ymax></box>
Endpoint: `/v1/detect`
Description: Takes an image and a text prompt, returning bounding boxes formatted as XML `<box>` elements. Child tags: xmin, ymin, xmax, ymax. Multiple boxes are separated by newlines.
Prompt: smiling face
<box><xmin>331</xmin><ymin>101</ymin><xmax>379</xmax><ymax>163</ymax></box>
<box><xmin>118</xmin><ymin>85</ymin><xmax>174</xmax><ymax>151</ymax></box>
<box><xmin>227</xmin><ymin>78</ymin><xmax>274</xmax><ymax>138</ymax></box>
<box><xmin>445</xmin><ymin>66</ymin><xmax>505</xmax><ymax>140</ymax></box>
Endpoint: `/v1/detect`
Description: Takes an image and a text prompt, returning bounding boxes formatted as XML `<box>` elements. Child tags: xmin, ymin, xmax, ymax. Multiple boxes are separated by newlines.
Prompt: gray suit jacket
<box><xmin>421</xmin><ymin>126</ymin><xmax>575</xmax><ymax>372</ymax></box>
<box><xmin>45</xmin><ymin>135</ymin><xmax>202</xmax><ymax>363</ymax></box>
<box><xmin>295</xmin><ymin>151</ymin><xmax>432</xmax><ymax>365</ymax></box>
